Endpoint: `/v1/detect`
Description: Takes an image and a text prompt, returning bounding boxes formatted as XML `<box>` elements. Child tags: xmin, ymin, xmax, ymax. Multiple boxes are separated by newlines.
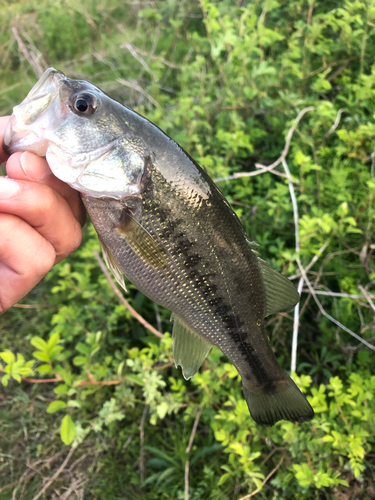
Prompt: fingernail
<box><xmin>20</xmin><ymin>151</ymin><xmax>52</xmax><ymax>180</ymax></box>
<box><xmin>0</xmin><ymin>177</ymin><xmax>21</xmax><ymax>199</ymax></box>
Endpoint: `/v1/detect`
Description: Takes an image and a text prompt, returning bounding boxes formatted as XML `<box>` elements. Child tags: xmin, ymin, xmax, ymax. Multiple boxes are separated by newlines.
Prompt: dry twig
<box><xmin>323</xmin><ymin>108</ymin><xmax>344</xmax><ymax>138</ymax></box>
<box><xmin>301</xmin><ymin>290</ymin><xmax>375</xmax><ymax>300</ymax></box>
<box><xmin>185</xmin><ymin>406</ymin><xmax>204</xmax><ymax>500</ymax></box>
<box><xmin>11</xmin><ymin>27</ymin><xmax>45</xmax><ymax>79</ymax></box>
<box><xmin>298</xmin><ymin>259</ymin><xmax>375</xmax><ymax>351</ymax></box>
<box><xmin>288</xmin><ymin>240</ymin><xmax>330</xmax><ymax>280</ymax></box>
<box><xmin>0</xmin><ymin>481</ymin><xmax>18</xmax><ymax>494</ymax></box>
<box><xmin>60</xmin><ymin>477</ymin><xmax>87</xmax><ymax>500</ymax></box>
<box><xmin>117</xmin><ymin>78</ymin><xmax>161</xmax><ymax>109</ymax></box>
<box><xmin>358</xmin><ymin>285</ymin><xmax>375</xmax><ymax>314</ymax></box>
<box><xmin>31</xmin><ymin>447</ymin><xmax>75</xmax><ymax>500</ymax></box>
<box><xmin>238</xmin><ymin>453</ymin><xmax>285</xmax><ymax>500</ymax></box>
<box><xmin>280</xmin><ymin>156</ymin><xmax>303</xmax><ymax>372</ymax></box>
<box><xmin>119</xmin><ymin>43</ymin><xmax>181</xmax><ymax>69</ymax></box>
<box><xmin>139</xmin><ymin>404</ymin><xmax>149</xmax><ymax>484</ymax></box>
<box><xmin>215</xmin><ymin>107</ymin><xmax>314</xmax><ymax>183</ymax></box>
<box><xmin>94</xmin><ymin>249</ymin><xmax>163</xmax><ymax>339</ymax></box>
<box><xmin>123</xmin><ymin>42</ymin><xmax>158</xmax><ymax>80</ymax></box>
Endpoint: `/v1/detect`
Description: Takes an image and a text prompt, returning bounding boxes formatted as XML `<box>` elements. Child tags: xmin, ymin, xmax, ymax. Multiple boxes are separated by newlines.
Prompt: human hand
<box><xmin>0</xmin><ymin>116</ymin><xmax>86</xmax><ymax>314</ymax></box>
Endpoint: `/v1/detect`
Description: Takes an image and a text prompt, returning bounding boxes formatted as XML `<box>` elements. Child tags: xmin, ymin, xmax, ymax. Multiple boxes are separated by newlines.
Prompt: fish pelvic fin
<box><xmin>242</xmin><ymin>374</ymin><xmax>314</xmax><ymax>426</ymax></box>
<box><xmin>99</xmin><ymin>238</ymin><xmax>127</xmax><ymax>292</ymax></box>
<box><xmin>172</xmin><ymin>315</ymin><xmax>212</xmax><ymax>380</ymax></box>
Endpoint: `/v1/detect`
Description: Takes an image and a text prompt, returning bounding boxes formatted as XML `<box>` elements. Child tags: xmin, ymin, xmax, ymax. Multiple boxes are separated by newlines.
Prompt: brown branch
<box><xmin>22</xmin><ymin>377</ymin><xmax>61</xmax><ymax>383</ymax></box>
<box><xmin>185</xmin><ymin>406</ymin><xmax>204</xmax><ymax>500</ymax></box>
<box><xmin>74</xmin><ymin>379</ymin><xmax>121</xmax><ymax>386</ymax></box>
<box><xmin>327</xmin><ymin>64</ymin><xmax>348</xmax><ymax>82</ymax></box>
<box><xmin>13</xmin><ymin>303</ymin><xmax>54</xmax><ymax>309</ymax></box>
<box><xmin>303</xmin><ymin>56</ymin><xmax>359</xmax><ymax>79</ymax></box>
<box><xmin>238</xmin><ymin>453</ymin><xmax>285</xmax><ymax>500</ymax></box>
<box><xmin>307</xmin><ymin>1</ymin><xmax>314</xmax><ymax>26</ymax></box>
<box><xmin>185</xmin><ymin>406</ymin><xmax>204</xmax><ymax>454</ymax></box>
<box><xmin>20</xmin><ymin>375</ymin><xmax>121</xmax><ymax>386</ymax></box>
<box><xmin>139</xmin><ymin>404</ymin><xmax>149</xmax><ymax>484</ymax></box>
<box><xmin>94</xmin><ymin>249</ymin><xmax>164</xmax><ymax>339</ymax></box>
<box><xmin>185</xmin><ymin>460</ymin><xmax>190</xmax><ymax>500</ymax></box>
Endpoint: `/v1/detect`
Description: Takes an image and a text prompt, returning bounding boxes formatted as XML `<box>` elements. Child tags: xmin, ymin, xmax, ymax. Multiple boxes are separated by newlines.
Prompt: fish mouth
<box><xmin>27</xmin><ymin>68</ymin><xmax>65</xmax><ymax>98</ymax></box>
<box><xmin>3</xmin><ymin>68</ymin><xmax>65</xmax><ymax>155</ymax></box>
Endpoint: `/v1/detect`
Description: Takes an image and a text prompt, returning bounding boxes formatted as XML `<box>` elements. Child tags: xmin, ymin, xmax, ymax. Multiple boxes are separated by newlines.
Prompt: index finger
<box><xmin>0</xmin><ymin>116</ymin><xmax>11</xmax><ymax>165</ymax></box>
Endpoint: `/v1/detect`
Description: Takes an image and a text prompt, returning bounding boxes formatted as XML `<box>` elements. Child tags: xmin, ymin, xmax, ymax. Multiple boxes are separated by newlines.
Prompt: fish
<box><xmin>4</xmin><ymin>68</ymin><xmax>314</xmax><ymax>426</ymax></box>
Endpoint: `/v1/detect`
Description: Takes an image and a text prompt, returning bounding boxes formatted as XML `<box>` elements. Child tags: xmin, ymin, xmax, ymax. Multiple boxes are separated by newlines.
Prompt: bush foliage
<box><xmin>1</xmin><ymin>0</ymin><xmax>375</xmax><ymax>498</ymax></box>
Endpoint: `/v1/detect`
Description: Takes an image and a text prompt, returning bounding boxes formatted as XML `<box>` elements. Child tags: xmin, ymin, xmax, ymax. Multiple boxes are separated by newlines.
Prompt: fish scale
<box><xmin>4</xmin><ymin>67</ymin><xmax>314</xmax><ymax>426</ymax></box>
<box><xmin>85</xmin><ymin>165</ymin><xmax>284</xmax><ymax>388</ymax></box>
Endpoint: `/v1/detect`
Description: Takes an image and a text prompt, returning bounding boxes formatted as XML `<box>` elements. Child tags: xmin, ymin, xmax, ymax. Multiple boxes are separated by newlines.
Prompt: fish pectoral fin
<box><xmin>258</xmin><ymin>258</ymin><xmax>300</xmax><ymax>316</ymax></box>
<box><xmin>172</xmin><ymin>315</ymin><xmax>213</xmax><ymax>380</ymax></box>
<box><xmin>99</xmin><ymin>238</ymin><xmax>127</xmax><ymax>291</ymax></box>
<box><xmin>242</xmin><ymin>373</ymin><xmax>314</xmax><ymax>426</ymax></box>
<box><xmin>115</xmin><ymin>209</ymin><xmax>168</xmax><ymax>270</ymax></box>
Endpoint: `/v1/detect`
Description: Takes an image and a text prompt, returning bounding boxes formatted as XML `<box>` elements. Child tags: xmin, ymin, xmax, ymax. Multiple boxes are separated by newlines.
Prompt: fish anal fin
<box><xmin>242</xmin><ymin>374</ymin><xmax>314</xmax><ymax>426</ymax></box>
<box><xmin>99</xmin><ymin>238</ymin><xmax>127</xmax><ymax>291</ymax></box>
<box><xmin>258</xmin><ymin>258</ymin><xmax>300</xmax><ymax>316</ymax></box>
<box><xmin>172</xmin><ymin>315</ymin><xmax>212</xmax><ymax>380</ymax></box>
<box><xmin>115</xmin><ymin>209</ymin><xmax>168</xmax><ymax>270</ymax></box>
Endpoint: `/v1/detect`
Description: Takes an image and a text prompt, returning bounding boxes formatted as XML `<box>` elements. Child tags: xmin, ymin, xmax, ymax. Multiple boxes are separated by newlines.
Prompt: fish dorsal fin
<box><xmin>172</xmin><ymin>315</ymin><xmax>213</xmax><ymax>380</ymax></box>
<box><xmin>258</xmin><ymin>258</ymin><xmax>300</xmax><ymax>316</ymax></box>
<box><xmin>246</xmin><ymin>238</ymin><xmax>260</xmax><ymax>255</ymax></box>
<box><xmin>115</xmin><ymin>209</ymin><xmax>169</xmax><ymax>270</ymax></box>
<box><xmin>99</xmin><ymin>238</ymin><xmax>127</xmax><ymax>291</ymax></box>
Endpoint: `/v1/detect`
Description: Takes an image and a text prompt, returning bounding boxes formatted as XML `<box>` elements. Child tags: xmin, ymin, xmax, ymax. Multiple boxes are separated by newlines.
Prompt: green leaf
<box><xmin>47</xmin><ymin>400</ymin><xmax>67</xmax><ymax>413</ymax></box>
<box><xmin>54</xmin><ymin>384</ymin><xmax>69</xmax><ymax>395</ymax></box>
<box><xmin>73</xmin><ymin>356</ymin><xmax>87</xmax><ymax>366</ymax></box>
<box><xmin>31</xmin><ymin>337</ymin><xmax>48</xmax><ymax>352</ymax></box>
<box><xmin>125</xmin><ymin>374</ymin><xmax>145</xmax><ymax>386</ymax></box>
<box><xmin>36</xmin><ymin>364</ymin><xmax>53</xmax><ymax>374</ymax></box>
<box><xmin>0</xmin><ymin>350</ymin><xmax>15</xmax><ymax>364</ymax></box>
<box><xmin>1</xmin><ymin>374</ymin><xmax>10</xmax><ymax>386</ymax></box>
<box><xmin>60</xmin><ymin>415</ymin><xmax>76</xmax><ymax>445</ymax></box>
<box><xmin>48</xmin><ymin>345</ymin><xmax>63</xmax><ymax>360</ymax></box>
<box><xmin>33</xmin><ymin>351</ymin><xmax>50</xmax><ymax>362</ymax></box>
<box><xmin>67</xmin><ymin>400</ymin><xmax>81</xmax><ymax>408</ymax></box>
<box><xmin>47</xmin><ymin>332</ymin><xmax>60</xmax><ymax>348</ymax></box>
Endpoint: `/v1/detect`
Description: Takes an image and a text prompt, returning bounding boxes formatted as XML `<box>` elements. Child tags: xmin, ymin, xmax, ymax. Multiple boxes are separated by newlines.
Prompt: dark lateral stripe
<box><xmin>142</xmin><ymin>178</ymin><xmax>272</xmax><ymax>387</ymax></box>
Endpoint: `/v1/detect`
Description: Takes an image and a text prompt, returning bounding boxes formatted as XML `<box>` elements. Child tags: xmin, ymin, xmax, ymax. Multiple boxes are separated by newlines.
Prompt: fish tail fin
<box><xmin>242</xmin><ymin>374</ymin><xmax>314</xmax><ymax>426</ymax></box>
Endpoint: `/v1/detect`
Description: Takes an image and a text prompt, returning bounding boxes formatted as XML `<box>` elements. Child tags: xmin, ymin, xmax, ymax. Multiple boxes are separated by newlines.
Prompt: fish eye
<box><xmin>73</xmin><ymin>93</ymin><xmax>98</xmax><ymax>115</ymax></box>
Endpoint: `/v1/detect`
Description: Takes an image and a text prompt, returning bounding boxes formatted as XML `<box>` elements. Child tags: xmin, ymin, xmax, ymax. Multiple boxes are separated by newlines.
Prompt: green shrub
<box><xmin>1</xmin><ymin>0</ymin><xmax>375</xmax><ymax>498</ymax></box>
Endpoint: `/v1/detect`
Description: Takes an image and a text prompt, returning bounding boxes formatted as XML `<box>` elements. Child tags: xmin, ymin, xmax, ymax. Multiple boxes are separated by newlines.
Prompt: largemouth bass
<box><xmin>4</xmin><ymin>68</ymin><xmax>314</xmax><ymax>426</ymax></box>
